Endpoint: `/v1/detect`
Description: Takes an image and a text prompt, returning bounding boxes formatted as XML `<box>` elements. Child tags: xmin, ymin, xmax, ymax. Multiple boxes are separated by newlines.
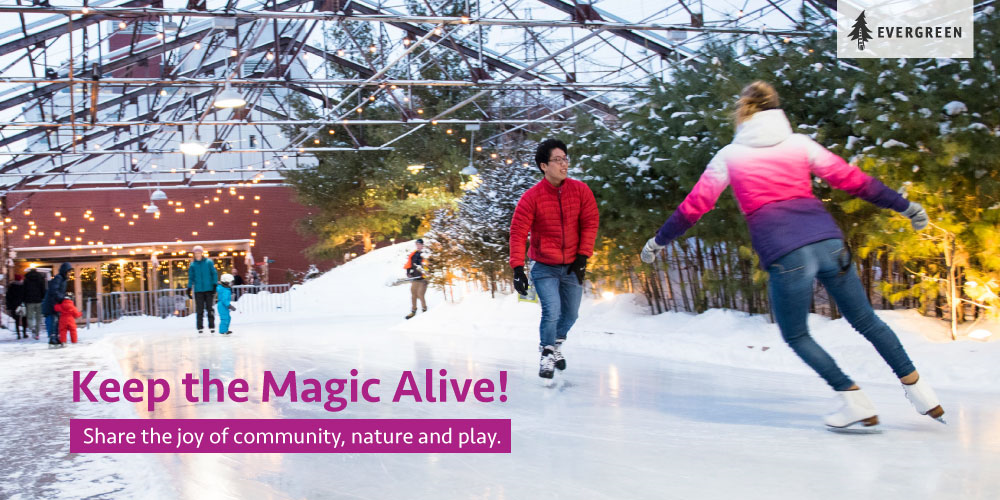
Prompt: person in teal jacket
<box><xmin>216</xmin><ymin>273</ymin><xmax>236</xmax><ymax>335</ymax></box>
<box><xmin>187</xmin><ymin>245</ymin><xmax>219</xmax><ymax>334</ymax></box>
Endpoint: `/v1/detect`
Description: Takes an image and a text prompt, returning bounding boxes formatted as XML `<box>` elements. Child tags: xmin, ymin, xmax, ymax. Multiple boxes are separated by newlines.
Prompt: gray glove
<box><xmin>902</xmin><ymin>202</ymin><xmax>929</xmax><ymax>231</ymax></box>
<box><xmin>640</xmin><ymin>237</ymin><xmax>665</xmax><ymax>264</ymax></box>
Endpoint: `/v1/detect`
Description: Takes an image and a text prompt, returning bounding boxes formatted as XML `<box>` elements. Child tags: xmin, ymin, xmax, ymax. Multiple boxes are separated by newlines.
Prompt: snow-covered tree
<box><xmin>426</xmin><ymin>155</ymin><xmax>538</xmax><ymax>296</ymax></box>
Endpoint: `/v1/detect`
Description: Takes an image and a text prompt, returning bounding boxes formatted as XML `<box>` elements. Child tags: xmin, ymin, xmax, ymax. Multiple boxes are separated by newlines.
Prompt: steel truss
<box><xmin>0</xmin><ymin>0</ymin><xmax>825</xmax><ymax>191</ymax></box>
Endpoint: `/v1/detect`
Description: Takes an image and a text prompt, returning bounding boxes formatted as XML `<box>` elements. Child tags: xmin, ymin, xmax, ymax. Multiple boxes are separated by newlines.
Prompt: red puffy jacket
<box><xmin>509</xmin><ymin>178</ymin><xmax>599</xmax><ymax>268</ymax></box>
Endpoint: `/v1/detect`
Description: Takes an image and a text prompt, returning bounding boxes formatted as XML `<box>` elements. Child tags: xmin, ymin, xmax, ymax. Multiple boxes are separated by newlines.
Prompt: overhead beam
<box><xmin>0</xmin><ymin>6</ymin><xmax>817</xmax><ymax>35</ymax></box>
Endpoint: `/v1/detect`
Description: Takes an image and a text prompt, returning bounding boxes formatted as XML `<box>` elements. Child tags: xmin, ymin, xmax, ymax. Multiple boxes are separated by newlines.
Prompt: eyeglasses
<box><xmin>547</xmin><ymin>156</ymin><xmax>570</xmax><ymax>165</ymax></box>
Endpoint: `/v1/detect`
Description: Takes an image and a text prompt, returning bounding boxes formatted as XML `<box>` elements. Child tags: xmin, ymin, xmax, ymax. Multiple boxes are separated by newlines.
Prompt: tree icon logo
<box><xmin>848</xmin><ymin>10</ymin><xmax>874</xmax><ymax>50</ymax></box>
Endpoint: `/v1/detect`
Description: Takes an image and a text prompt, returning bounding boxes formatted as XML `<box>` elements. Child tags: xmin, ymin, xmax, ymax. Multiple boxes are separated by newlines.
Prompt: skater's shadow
<box><xmin>650</xmin><ymin>392</ymin><xmax>820</xmax><ymax>431</ymax></box>
<box><xmin>606</xmin><ymin>363</ymin><xmax>824</xmax><ymax>431</ymax></box>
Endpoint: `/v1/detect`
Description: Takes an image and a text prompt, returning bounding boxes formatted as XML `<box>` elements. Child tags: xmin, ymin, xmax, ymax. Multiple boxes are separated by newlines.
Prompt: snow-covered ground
<box><xmin>2</xmin><ymin>243</ymin><xmax>999</xmax><ymax>499</ymax></box>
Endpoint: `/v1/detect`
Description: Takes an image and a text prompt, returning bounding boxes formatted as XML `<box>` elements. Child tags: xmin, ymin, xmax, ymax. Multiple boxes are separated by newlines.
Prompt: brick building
<box><xmin>2</xmin><ymin>184</ymin><xmax>327</xmax><ymax>318</ymax></box>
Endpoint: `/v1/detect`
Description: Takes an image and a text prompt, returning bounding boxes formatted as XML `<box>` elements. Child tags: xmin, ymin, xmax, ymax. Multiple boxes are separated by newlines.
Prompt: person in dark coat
<box><xmin>41</xmin><ymin>262</ymin><xmax>72</xmax><ymax>347</ymax></box>
<box><xmin>230</xmin><ymin>268</ymin><xmax>245</xmax><ymax>286</ymax></box>
<box><xmin>6</xmin><ymin>274</ymin><xmax>27</xmax><ymax>338</ymax></box>
<box><xmin>23</xmin><ymin>268</ymin><xmax>46</xmax><ymax>339</ymax></box>
<box><xmin>187</xmin><ymin>246</ymin><xmax>218</xmax><ymax>334</ymax></box>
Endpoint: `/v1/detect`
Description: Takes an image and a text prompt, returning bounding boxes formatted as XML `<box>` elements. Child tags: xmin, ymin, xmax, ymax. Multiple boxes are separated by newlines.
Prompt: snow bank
<box><xmin>279</xmin><ymin>243</ymin><xmax>1000</xmax><ymax>393</ymax></box>
<box><xmin>395</xmin><ymin>293</ymin><xmax>999</xmax><ymax>394</ymax></box>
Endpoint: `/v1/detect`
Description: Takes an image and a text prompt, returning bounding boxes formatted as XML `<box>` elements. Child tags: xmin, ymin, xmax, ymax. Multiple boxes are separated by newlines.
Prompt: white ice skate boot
<box><xmin>903</xmin><ymin>377</ymin><xmax>946</xmax><ymax>424</ymax></box>
<box><xmin>824</xmin><ymin>389</ymin><xmax>880</xmax><ymax>433</ymax></box>
<box><xmin>538</xmin><ymin>346</ymin><xmax>556</xmax><ymax>379</ymax></box>
<box><xmin>552</xmin><ymin>341</ymin><xmax>566</xmax><ymax>371</ymax></box>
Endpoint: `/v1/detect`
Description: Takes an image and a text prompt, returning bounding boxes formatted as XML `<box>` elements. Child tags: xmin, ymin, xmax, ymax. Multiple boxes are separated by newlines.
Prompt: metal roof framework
<box><xmin>0</xmin><ymin>0</ymin><xmax>827</xmax><ymax>192</ymax></box>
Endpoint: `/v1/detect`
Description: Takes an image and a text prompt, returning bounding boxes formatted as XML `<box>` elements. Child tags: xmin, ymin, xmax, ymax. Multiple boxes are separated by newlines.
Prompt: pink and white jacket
<box><xmin>654</xmin><ymin>109</ymin><xmax>909</xmax><ymax>268</ymax></box>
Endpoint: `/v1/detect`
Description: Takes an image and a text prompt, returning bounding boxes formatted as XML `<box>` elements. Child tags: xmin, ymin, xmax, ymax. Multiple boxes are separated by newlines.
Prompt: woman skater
<box><xmin>641</xmin><ymin>81</ymin><xmax>944</xmax><ymax>432</ymax></box>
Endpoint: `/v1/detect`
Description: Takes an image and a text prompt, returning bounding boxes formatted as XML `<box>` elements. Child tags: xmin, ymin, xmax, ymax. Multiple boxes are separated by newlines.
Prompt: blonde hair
<box><xmin>733</xmin><ymin>81</ymin><xmax>780</xmax><ymax>125</ymax></box>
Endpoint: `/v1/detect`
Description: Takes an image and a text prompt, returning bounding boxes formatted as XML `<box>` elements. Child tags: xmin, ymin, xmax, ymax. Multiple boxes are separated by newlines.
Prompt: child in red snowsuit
<box><xmin>54</xmin><ymin>295</ymin><xmax>82</xmax><ymax>344</ymax></box>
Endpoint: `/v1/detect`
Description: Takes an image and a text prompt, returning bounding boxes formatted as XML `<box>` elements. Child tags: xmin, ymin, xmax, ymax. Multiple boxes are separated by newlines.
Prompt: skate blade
<box><xmin>827</xmin><ymin>416</ymin><xmax>881</xmax><ymax>434</ymax></box>
<box><xmin>827</xmin><ymin>425</ymin><xmax>882</xmax><ymax>435</ymax></box>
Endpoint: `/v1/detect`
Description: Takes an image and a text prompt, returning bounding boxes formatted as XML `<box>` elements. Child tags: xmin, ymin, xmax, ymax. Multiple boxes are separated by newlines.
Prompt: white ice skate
<box><xmin>552</xmin><ymin>342</ymin><xmax>566</xmax><ymax>371</ymax></box>
<box><xmin>539</xmin><ymin>346</ymin><xmax>556</xmax><ymax>379</ymax></box>
<box><xmin>903</xmin><ymin>377</ymin><xmax>946</xmax><ymax>424</ymax></box>
<box><xmin>824</xmin><ymin>389</ymin><xmax>881</xmax><ymax>434</ymax></box>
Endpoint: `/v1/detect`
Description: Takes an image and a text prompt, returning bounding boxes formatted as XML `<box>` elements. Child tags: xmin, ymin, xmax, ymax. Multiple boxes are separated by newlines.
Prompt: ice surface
<box><xmin>2</xmin><ymin>244</ymin><xmax>999</xmax><ymax>499</ymax></box>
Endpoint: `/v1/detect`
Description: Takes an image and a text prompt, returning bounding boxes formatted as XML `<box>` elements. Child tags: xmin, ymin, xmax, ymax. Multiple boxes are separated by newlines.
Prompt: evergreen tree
<box><xmin>426</xmin><ymin>152</ymin><xmax>538</xmax><ymax>296</ymax></box>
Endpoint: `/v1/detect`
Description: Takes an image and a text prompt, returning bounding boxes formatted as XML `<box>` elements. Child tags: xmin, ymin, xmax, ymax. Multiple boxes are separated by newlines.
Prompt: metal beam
<box><xmin>0</xmin><ymin>119</ymin><xmax>563</xmax><ymax>128</ymax></box>
<box><xmin>0</xmin><ymin>6</ymin><xmax>817</xmax><ymax>36</ymax></box>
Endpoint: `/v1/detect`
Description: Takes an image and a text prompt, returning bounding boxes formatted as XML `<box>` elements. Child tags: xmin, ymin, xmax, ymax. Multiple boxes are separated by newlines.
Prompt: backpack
<box><xmin>404</xmin><ymin>251</ymin><xmax>423</xmax><ymax>278</ymax></box>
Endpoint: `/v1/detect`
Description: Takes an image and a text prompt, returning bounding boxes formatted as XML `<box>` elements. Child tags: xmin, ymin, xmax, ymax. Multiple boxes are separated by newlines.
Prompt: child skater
<box><xmin>54</xmin><ymin>293</ymin><xmax>83</xmax><ymax>344</ymax></box>
<box><xmin>217</xmin><ymin>273</ymin><xmax>237</xmax><ymax>335</ymax></box>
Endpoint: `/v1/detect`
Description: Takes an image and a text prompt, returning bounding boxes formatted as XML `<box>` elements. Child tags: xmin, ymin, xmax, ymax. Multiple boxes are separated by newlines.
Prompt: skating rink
<box><xmin>2</xmin><ymin>245</ymin><xmax>998</xmax><ymax>499</ymax></box>
<box><xmin>2</xmin><ymin>306</ymin><xmax>999</xmax><ymax>500</ymax></box>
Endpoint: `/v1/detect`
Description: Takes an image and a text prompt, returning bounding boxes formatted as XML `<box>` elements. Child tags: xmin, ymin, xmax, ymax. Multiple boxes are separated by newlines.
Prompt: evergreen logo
<box><xmin>837</xmin><ymin>1</ymin><xmax>973</xmax><ymax>58</ymax></box>
<box><xmin>848</xmin><ymin>10</ymin><xmax>873</xmax><ymax>50</ymax></box>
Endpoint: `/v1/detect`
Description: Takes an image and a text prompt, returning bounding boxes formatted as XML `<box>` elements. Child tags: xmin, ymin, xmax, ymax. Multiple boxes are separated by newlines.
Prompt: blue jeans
<box><xmin>767</xmin><ymin>238</ymin><xmax>916</xmax><ymax>391</ymax></box>
<box><xmin>45</xmin><ymin>314</ymin><xmax>58</xmax><ymax>343</ymax></box>
<box><xmin>530</xmin><ymin>262</ymin><xmax>583</xmax><ymax>348</ymax></box>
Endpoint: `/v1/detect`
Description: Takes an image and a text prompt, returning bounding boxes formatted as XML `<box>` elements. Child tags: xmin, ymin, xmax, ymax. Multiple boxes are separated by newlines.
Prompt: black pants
<box><xmin>12</xmin><ymin>312</ymin><xmax>27</xmax><ymax>336</ymax></box>
<box><xmin>194</xmin><ymin>291</ymin><xmax>215</xmax><ymax>330</ymax></box>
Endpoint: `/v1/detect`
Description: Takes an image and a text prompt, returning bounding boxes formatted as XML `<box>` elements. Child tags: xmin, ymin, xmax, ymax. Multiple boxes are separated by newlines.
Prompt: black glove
<box><xmin>186</xmin><ymin>288</ymin><xmax>192</xmax><ymax>298</ymax></box>
<box><xmin>513</xmin><ymin>266</ymin><xmax>529</xmax><ymax>295</ymax></box>
<box><xmin>567</xmin><ymin>255</ymin><xmax>588</xmax><ymax>285</ymax></box>
<box><xmin>228</xmin><ymin>305</ymin><xmax>236</xmax><ymax>312</ymax></box>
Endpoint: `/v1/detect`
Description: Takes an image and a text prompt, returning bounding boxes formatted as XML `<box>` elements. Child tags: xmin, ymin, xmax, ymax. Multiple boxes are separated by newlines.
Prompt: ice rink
<box><xmin>2</xmin><ymin>245</ymin><xmax>999</xmax><ymax>499</ymax></box>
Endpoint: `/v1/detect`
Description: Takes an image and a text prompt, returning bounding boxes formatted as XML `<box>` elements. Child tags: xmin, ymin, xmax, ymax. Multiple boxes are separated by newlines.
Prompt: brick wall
<box><xmin>3</xmin><ymin>185</ymin><xmax>329</xmax><ymax>282</ymax></box>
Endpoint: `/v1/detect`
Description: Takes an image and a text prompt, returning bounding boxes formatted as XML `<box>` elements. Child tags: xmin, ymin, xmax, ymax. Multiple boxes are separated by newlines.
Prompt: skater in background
<box><xmin>230</xmin><ymin>268</ymin><xmax>245</xmax><ymax>286</ymax></box>
<box><xmin>54</xmin><ymin>292</ymin><xmax>82</xmax><ymax>344</ymax></box>
<box><xmin>216</xmin><ymin>273</ymin><xmax>236</xmax><ymax>335</ymax></box>
<box><xmin>41</xmin><ymin>263</ymin><xmax>72</xmax><ymax>348</ymax></box>
<box><xmin>5</xmin><ymin>274</ymin><xmax>26</xmax><ymax>339</ymax></box>
<box><xmin>23</xmin><ymin>268</ymin><xmax>45</xmax><ymax>340</ymax></box>
<box><xmin>250</xmin><ymin>269</ymin><xmax>262</xmax><ymax>293</ymax></box>
<box><xmin>404</xmin><ymin>239</ymin><xmax>428</xmax><ymax>320</ymax></box>
<box><xmin>509</xmin><ymin>138</ymin><xmax>600</xmax><ymax>379</ymax></box>
<box><xmin>640</xmin><ymin>81</ymin><xmax>943</xmax><ymax>431</ymax></box>
<box><xmin>187</xmin><ymin>245</ymin><xmax>218</xmax><ymax>334</ymax></box>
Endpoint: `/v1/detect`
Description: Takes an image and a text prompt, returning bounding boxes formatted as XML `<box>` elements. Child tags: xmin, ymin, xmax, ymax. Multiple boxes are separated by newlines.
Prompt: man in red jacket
<box><xmin>509</xmin><ymin>139</ymin><xmax>599</xmax><ymax>379</ymax></box>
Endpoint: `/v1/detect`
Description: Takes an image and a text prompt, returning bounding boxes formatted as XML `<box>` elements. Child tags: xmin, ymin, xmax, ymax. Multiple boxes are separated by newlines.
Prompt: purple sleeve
<box><xmin>804</xmin><ymin>137</ymin><xmax>908</xmax><ymax>212</ymax></box>
<box><xmin>857</xmin><ymin>177</ymin><xmax>910</xmax><ymax>212</ymax></box>
<box><xmin>655</xmin><ymin>211</ymin><xmax>695</xmax><ymax>246</ymax></box>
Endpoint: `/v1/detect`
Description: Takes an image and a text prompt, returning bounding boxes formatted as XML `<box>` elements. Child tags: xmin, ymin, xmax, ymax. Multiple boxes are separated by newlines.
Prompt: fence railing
<box><xmin>98</xmin><ymin>284</ymin><xmax>292</xmax><ymax>322</ymax></box>
<box><xmin>230</xmin><ymin>284</ymin><xmax>292</xmax><ymax>314</ymax></box>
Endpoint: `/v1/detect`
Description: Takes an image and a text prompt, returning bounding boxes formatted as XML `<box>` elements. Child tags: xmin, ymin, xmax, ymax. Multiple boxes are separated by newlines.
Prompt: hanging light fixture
<box><xmin>179</xmin><ymin>138</ymin><xmax>208</xmax><ymax>155</ymax></box>
<box><xmin>461</xmin><ymin>164</ymin><xmax>478</xmax><ymax>176</ymax></box>
<box><xmin>145</xmin><ymin>203</ymin><xmax>160</xmax><ymax>214</ymax></box>
<box><xmin>214</xmin><ymin>84</ymin><xmax>246</xmax><ymax>108</ymax></box>
<box><xmin>150</xmin><ymin>189</ymin><xmax>167</xmax><ymax>201</ymax></box>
